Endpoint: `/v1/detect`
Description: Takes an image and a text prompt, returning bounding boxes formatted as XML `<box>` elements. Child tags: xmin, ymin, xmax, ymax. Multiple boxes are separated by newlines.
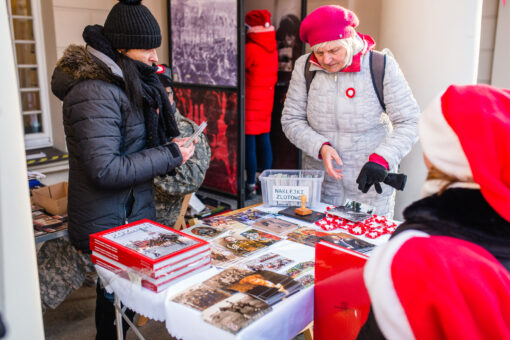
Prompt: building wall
<box><xmin>492</xmin><ymin>0</ymin><xmax>510</xmax><ymax>88</ymax></box>
<box><xmin>478</xmin><ymin>0</ymin><xmax>499</xmax><ymax>84</ymax></box>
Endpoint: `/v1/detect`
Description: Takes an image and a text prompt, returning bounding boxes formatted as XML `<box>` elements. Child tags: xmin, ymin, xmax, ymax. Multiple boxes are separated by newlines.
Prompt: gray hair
<box><xmin>311</xmin><ymin>35</ymin><xmax>365</xmax><ymax>68</ymax></box>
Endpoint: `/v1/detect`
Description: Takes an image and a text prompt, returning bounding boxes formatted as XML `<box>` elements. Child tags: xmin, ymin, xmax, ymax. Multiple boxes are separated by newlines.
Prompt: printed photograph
<box><xmin>203</xmin><ymin>267</ymin><xmax>254</xmax><ymax>291</ymax></box>
<box><xmin>240</xmin><ymin>252</ymin><xmax>294</xmax><ymax>272</ymax></box>
<box><xmin>229</xmin><ymin>209</ymin><xmax>272</xmax><ymax>224</ymax></box>
<box><xmin>202</xmin><ymin>215</ymin><xmax>250</xmax><ymax>234</ymax></box>
<box><xmin>285</xmin><ymin>261</ymin><xmax>315</xmax><ymax>279</ymax></box>
<box><xmin>184</xmin><ymin>225</ymin><xmax>226</xmax><ymax>240</ymax></box>
<box><xmin>170</xmin><ymin>0</ymin><xmax>237</xmax><ymax>86</ymax></box>
<box><xmin>295</xmin><ymin>273</ymin><xmax>314</xmax><ymax>288</ymax></box>
<box><xmin>213</xmin><ymin>233</ymin><xmax>269</xmax><ymax>256</ymax></box>
<box><xmin>344</xmin><ymin>199</ymin><xmax>376</xmax><ymax>214</ymax></box>
<box><xmin>285</xmin><ymin>228</ymin><xmax>324</xmax><ymax>247</ymax></box>
<box><xmin>252</xmin><ymin>217</ymin><xmax>300</xmax><ymax>235</ymax></box>
<box><xmin>319</xmin><ymin>232</ymin><xmax>375</xmax><ymax>254</ymax></box>
<box><xmin>202</xmin><ymin>214</ymin><xmax>235</xmax><ymax>227</ymax></box>
<box><xmin>240</xmin><ymin>229</ymin><xmax>282</xmax><ymax>245</ymax></box>
<box><xmin>172</xmin><ymin>284</ymin><xmax>231</xmax><ymax>311</ymax></box>
<box><xmin>210</xmin><ymin>245</ymin><xmax>241</xmax><ymax>267</ymax></box>
<box><xmin>327</xmin><ymin>206</ymin><xmax>372</xmax><ymax>223</ymax></box>
<box><xmin>202</xmin><ymin>293</ymin><xmax>271</xmax><ymax>334</ymax></box>
<box><xmin>228</xmin><ymin>270</ymin><xmax>302</xmax><ymax>305</ymax></box>
<box><xmin>174</xmin><ymin>87</ymin><xmax>238</xmax><ymax>194</ymax></box>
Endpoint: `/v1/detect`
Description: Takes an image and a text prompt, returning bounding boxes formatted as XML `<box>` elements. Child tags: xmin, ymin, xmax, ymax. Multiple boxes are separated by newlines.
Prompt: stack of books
<box><xmin>90</xmin><ymin>219</ymin><xmax>211</xmax><ymax>293</ymax></box>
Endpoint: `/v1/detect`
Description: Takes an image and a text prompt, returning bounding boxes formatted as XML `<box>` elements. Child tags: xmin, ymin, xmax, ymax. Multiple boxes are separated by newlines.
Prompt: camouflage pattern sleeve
<box><xmin>154</xmin><ymin>110</ymin><xmax>211</xmax><ymax>227</ymax></box>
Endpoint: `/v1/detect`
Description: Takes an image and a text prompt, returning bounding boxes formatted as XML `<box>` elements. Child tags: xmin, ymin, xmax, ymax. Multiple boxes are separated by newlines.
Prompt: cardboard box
<box><xmin>31</xmin><ymin>182</ymin><xmax>68</xmax><ymax>215</ymax></box>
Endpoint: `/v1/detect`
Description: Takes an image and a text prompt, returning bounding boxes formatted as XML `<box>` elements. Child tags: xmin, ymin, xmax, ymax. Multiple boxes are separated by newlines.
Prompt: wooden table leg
<box><xmin>300</xmin><ymin>322</ymin><xmax>313</xmax><ymax>340</ymax></box>
<box><xmin>137</xmin><ymin>315</ymin><xmax>148</xmax><ymax>327</ymax></box>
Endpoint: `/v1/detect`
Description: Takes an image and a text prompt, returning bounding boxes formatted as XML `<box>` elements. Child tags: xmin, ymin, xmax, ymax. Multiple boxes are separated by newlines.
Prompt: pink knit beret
<box><xmin>300</xmin><ymin>5</ymin><xmax>359</xmax><ymax>46</ymax></box>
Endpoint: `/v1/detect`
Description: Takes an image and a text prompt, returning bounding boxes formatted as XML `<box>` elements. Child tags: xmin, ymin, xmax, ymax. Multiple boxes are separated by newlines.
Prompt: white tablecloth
<box><xmin>96</xmin><ymin>241</ymin><xmax>314</xmax><ymax>339</ymax></box>
<box><xmin>96</xmin><ymin>203</ymin><xmax>391</xmax><ymax>339</ymax></box>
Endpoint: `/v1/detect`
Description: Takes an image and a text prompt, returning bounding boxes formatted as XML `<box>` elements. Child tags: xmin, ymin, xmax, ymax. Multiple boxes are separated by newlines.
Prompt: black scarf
<box><xmin>83</xmin><ymin>25</ymin><xmax>179</xmax><ymax>147</ymax></box>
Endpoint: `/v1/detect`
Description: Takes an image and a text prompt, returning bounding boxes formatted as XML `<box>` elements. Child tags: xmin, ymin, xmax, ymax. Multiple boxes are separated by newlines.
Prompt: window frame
<box><xmin>7</xmin><ymin>0</ymin><xmax>53</xmax><ymax>150</ymax></box>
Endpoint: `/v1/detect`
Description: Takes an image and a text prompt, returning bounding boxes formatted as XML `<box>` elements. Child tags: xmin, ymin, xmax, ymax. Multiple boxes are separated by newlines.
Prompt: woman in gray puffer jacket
<box><xmin>282</xmin><ymin>5</ymin><xmax>419</xmax><ymax>217</ymax></box>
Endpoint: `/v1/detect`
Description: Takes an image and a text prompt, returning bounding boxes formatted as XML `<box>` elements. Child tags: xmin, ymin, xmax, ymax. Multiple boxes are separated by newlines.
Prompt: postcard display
<box><xmin>90</xmin><ymin>220</ymin><xmax>211</xmax><ymax>293</ymax></box>
<box><xmin>162</xmin><ymin>203</ymin><xmax>394</xmax><ymax>339</ymax></box>
<box><xmin>92</xmin><ymin>201</ymin><xmax>397</xmax><ymax>339</ymax></box>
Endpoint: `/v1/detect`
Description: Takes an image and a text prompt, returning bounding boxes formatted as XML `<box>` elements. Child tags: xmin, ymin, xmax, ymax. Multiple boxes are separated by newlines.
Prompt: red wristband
<box><xmin>369</xmin><ymin>153</ymin><xmax>389</xmax><ymax>170</ymax></box>
<box><xmin>318</xmin><ymin>142</ymin><xmax>332</xmax><ymax>159</ymax></box>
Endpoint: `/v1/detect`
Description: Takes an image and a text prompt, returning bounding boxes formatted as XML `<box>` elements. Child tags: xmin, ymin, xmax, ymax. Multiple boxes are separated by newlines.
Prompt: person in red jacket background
<box><xmin>245</xmin><ymin>9</ymin><xmax>278</xmax><ymax>198</ymax></box>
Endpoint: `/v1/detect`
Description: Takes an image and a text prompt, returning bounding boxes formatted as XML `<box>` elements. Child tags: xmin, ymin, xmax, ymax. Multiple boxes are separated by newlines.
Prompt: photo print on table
<box><xmin>202</xmin><ymin>293</ymin><xmax>271</xmax><ymax>334</ymax></box>
<box><xmin>295</xmin><ymin>273</ymin><xmax>314</xmax><ymax>288</ymax></box>
<box><xmin>252</xmin><ymin>217</ymin><xmax>300</xmax><ymax>235</ymax></box>
<box><xmin>229</xmin><ymin>209</ymin><xmax>272</xmax><ymax>224</ymax></box>
<box><xmin>210</xmin><ymin>245</ymin><xmax>241</xmax><ymax>267</ymax></box>
<box><xmin>171</xmin><ymin>283</ymin><xmax>231</xmax><ymax>311</ymax></box>
<box><xmin>240</xmin><ymin>252</ymin><xmax>294</xmax><ymax>272</ymax></box>
<box><xmin>213</xmin><ymin>231</ymin><xmax>277</xmax><ymax>256</ymax></box>
<box><xmin>285</xmin><ymin>227</ymin><xmax>323</xmax><ymax>247</ymax></box>
<box><xmin>285</xmin><ymin>261</ymin><xmax>315</xmax><ymax>279</ymax></box>
<box><xmin>240</xmin><ymin>229</ymin><xmax>282</xmax><ymax>245</ymax></box>
<box><xmin>228</xmin><ymin>270</ymin><xmax>303</xmax><ymax>306</ymax></box>
<box><xmin>203</xmin><ymin>267</ymin><xmax>254</xmax><ymax>292</ymax></box>
<box><xmin>183</xmin><ymin>224</ymin><xmax>227</xmax><ymax>240</ymax></box>
<box><xmin>319</xmin><ymin>232</ymin><xmax>375</xmax><ymax>254</ymax></box>
<box><xmin>202</xmin><ymin>215</ymin><xmax>251</xmax><ymax>234</ymax></box>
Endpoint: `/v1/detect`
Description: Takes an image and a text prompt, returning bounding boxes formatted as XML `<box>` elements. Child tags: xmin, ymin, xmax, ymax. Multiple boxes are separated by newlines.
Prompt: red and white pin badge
<box><xmin>346</xmin><ymin>87</ymin><xmax>356</xmax><ymax>98</ymax></box>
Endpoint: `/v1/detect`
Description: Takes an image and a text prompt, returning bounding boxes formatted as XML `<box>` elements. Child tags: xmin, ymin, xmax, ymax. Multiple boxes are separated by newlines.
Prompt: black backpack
<box><xmin>304</xmin><ymin>50</ymin><xmax>387</xmax><ymax>111</ymax></box>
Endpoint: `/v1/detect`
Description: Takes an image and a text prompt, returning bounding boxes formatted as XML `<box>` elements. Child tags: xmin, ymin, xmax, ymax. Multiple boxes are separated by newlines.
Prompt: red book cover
<box><xmin>89</xmin><ymin>219</ymin><xmax>210</xmax><ymax>272</ymax></box>
<box><xmin>314</xmin><ymin>241</ymin><xmax>371</xmax><ymax>340</ymax></box>
<box><xmin>91</xmin><ymin>243</ymin><xmax>210</xmax><ymax>278</ymax></box>
<box><xmin>92</xmin><ymin>253</ymin><xmax>212</xmax><ymax>293</ymax></box>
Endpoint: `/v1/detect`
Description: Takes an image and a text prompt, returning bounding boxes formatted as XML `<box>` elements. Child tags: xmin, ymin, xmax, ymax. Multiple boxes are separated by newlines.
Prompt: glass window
<box><xmin>8</xmin><ymin>0</ymin><xmax>52</xmax><ymax>148</ymax></box>
<box><xmin>11</xmin><ymin>0</ymin><xmax>32</xmax><ymax>16</ymax></box>
<box><xmin>20</xmin><ymin>91</ymin><xmax>40</xmax><ymax>111</ymax></box>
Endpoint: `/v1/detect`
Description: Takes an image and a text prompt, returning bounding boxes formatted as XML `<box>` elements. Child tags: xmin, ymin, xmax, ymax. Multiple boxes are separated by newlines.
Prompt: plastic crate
<box><xmin>259</xmin><ymin>170</ymin><xmax>324</xmax><ymax>208</ymax></box>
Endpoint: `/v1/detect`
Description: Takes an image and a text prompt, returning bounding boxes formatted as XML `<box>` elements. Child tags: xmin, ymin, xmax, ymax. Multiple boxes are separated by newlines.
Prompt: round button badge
<box><xmin>346</xmin><ymin>87</ymin><xmax>356</xmax><ymax>98</ymax></box>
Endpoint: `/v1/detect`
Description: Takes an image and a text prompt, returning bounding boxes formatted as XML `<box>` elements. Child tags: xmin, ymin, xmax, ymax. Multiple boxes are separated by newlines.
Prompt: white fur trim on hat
<box><xmin>363</xmin><ymin>230</ymin><xmax>429</xmax><ymax>340</ymax></box>
<box><xmin>419</xmin><ymin>94</ymin><xmax>472</xmax><ymax>180</ymax></box>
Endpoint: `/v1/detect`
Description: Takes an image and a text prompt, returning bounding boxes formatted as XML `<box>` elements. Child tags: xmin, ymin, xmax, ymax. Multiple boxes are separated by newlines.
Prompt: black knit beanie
<box><xmin>103</xmin><ymin>0</ymin><xmax>161</xmax><ymax>50</ymax></box>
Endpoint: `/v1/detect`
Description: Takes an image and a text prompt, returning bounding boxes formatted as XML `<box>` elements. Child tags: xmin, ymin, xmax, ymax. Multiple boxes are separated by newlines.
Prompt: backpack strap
<box><xmin>304</xmin><ymin>53</ymin><xmax>316</xmax><ymax>95</ymax></box>
<box><xmin>370</xmin><ymin>50</ymin><xmax>386</xmax><ymax>111</ymax></box>
<box><xmin>305</xmin><ymin>51</ymin><xmax>386</xmax><ymax>112</ymax></box>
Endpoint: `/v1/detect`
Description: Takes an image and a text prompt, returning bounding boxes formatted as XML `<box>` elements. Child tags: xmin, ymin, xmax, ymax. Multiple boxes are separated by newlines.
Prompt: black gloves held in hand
<box><xmin>356</xmin><ymin>161</ymin><xmax>388</xmax><ymax>194</ymax></box>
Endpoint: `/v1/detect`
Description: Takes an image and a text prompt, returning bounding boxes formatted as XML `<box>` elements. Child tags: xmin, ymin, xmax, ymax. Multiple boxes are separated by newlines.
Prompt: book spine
<box><xmin>91</xmin><ymin>242</ymin><xmax>211</xmax><ymax>278</ymax></box>
<box><xmin>141</xmin><ymin>261</ymin><xmax>212</xmax><ymax>293</ymax></box>
<box><xmin>91</xmin><ymin>240</ymin><xmax>154</xmax><ymax>271</ymax></box>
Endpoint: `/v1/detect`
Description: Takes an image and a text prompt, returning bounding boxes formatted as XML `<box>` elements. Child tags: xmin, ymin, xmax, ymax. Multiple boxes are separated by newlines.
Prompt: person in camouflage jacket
<box><xmin>155</xmin><ymin>64</ymin><xmax>211</xmax><ymax>227</ymax></box>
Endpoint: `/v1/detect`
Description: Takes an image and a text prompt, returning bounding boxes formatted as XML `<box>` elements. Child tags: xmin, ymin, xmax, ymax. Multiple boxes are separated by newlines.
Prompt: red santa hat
<box><xmin>245</xmin><ymin>9</ymin><xmax>271</xmax><ymax>28</ymax></box>
<box><xmin>419</xmin><ymin>84</ymin><xmax>510</xmax><ymax>221</ymax></box>
<box><xmin>299</xmin><ymin>5</ymin><xmax>359</xmax><ymax>47</ymax></box>
<box><xmin>364</xmin><ymin>230</ymin><xmax>510</xmax><ymax>340</ymax></box>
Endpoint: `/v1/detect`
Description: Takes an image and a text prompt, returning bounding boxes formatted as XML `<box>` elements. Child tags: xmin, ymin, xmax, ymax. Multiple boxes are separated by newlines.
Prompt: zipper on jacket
<box><xmin>123</xmin><ymin>187</ymin><xmax>134</xmax><ymax>224</ymax></box>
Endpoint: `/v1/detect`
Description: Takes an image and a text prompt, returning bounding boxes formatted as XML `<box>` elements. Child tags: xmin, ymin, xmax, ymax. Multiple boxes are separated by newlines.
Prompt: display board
<box><xmin>170</xmin><ymin>0</ymin><xmax>238</xmax><ymax>87</ymax></box>
<box><xmin>174</xmin><ymin>87</ymin><xmax>239</xmax><ymax>195</ymax></box>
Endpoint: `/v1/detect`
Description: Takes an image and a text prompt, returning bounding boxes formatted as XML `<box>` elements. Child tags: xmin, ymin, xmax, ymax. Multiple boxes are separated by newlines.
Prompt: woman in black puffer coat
<box><xmin>51</xmin><ymin>1</ymin><xmax>194</xmax><ymax>338</ymax></box>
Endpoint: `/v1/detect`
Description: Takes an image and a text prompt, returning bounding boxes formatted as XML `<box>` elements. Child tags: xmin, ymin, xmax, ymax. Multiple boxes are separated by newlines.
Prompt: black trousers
<box><xmin>95</xmin><ymin>279</ymin><xmax>136</xmax><ymax>340</ymax></box>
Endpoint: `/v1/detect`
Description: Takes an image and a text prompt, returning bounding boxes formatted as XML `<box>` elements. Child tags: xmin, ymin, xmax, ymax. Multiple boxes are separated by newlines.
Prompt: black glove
<box><xmin>384</xmin><ymin>173</ymin><xmax>407</xmax><ymax>191</ymax></box>
<box><xmin>356</xmin><ymin>162</ymin><xmax>388</xmax><ymax>194</ymax></box>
